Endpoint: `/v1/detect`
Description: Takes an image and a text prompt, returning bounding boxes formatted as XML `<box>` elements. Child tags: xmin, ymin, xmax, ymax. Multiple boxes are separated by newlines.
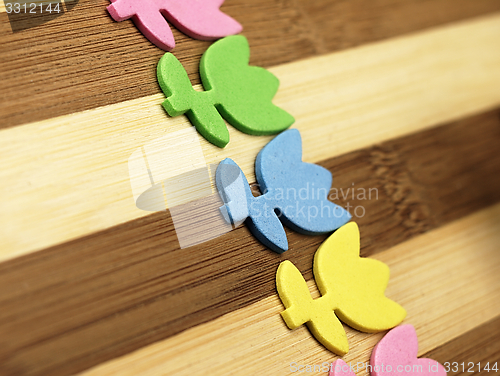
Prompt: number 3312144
<box><xmin>443</xmin><ymin>362</ymin><xmax>498</xmax><ymax>373</ymax></box>
<box><xmin>5</xmin><ymin>2</ymin><xmax>61</xmax><ymax>14</ymax></box>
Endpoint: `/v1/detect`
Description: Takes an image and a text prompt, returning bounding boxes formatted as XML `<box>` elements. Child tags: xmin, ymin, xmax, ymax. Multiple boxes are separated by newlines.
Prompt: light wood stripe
<box><xmin>79</xmin><ymin>203</ymin><xmax>500</xmax><ymax>376</ymax></box>
<box><xmin>1</xmin><ymin>14</ymin><xmax>500</xmax><ymax>262</ymax></box>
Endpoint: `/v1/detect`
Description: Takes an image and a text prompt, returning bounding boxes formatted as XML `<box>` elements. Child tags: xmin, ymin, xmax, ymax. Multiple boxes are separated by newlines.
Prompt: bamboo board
<box><xmin>0</xmin><ymin>1</ymin><xmax>499</xmax><ymax>375</ymax></box>
<box><xmin>80</xmin><ymin>203</ymin><xmax>500</xmax><ymax>376</ymax></box>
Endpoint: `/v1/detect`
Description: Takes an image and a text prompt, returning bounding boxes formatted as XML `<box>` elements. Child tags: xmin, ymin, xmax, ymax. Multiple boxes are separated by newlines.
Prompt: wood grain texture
<box><xmin>1</xmin><ymin>0</ymin><xmax>500</xmax><ymax>128</ymax></box>
<box><xmin>1</xmin><ymin>2</ymin><xmax>500</xmax><ymax>375</ymax></box>
<box><xmin>1</xmin><ymin>110</ymin><xmax>499</xmax><ymax>376</ymax></box>
<box><xmin>78</xmin><ymin>203</ymin><xmax>500</xmax><ymax>376</ymax></box>
<box><xmin>423</xmin><ymin>316</ymin><xmax>500</xmax><ymax>376</ymax></box>
<box><xmin>2</xmin><ymin>13</ymin><xmax>500</xmax><ymax>261</ymax></box>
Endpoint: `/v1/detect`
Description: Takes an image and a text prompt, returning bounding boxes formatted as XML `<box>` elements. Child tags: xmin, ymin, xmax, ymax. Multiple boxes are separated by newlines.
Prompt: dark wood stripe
<box><xmin>1</xmin><ymin>0</ymin><xmax>500</xmax><ymax>129</ymax></box>
<box><xmin>423</xmin><ymin>315</ymin><xmax>500</xmax><ymax>376</ymax></box>
<box><xmin>0</xmin><ymin>110</ymin><xmax>499</xmax><ymax>375</ymax></box>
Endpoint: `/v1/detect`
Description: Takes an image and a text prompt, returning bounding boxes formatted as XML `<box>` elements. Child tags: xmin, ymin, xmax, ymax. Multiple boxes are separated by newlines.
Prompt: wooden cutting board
<box><xmin>0</xmin><ymin>1</ymin><xmax>499</xmax><ymax>375</ymax></box>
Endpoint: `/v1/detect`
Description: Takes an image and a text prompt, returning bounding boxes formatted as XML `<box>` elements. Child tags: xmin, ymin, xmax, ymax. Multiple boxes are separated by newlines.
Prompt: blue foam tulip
<box><xmin>216</xmin><ymin>129</ymin><xmax>351</xmax><ymax>253</ymax></box>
